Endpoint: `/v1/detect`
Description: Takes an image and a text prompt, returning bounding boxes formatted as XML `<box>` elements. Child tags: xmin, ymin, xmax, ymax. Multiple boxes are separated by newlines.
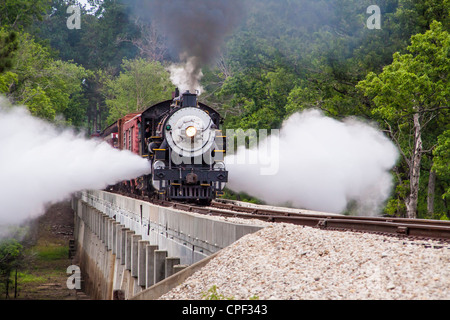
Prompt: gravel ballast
<box><xmin>160</xmin><ymin>223</ymin><xmax>450</xmax><ymax>300</ymax></box>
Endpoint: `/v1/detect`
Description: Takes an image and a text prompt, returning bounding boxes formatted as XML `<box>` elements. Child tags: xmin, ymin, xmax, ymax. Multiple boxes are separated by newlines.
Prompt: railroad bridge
<box><xmin>72</xmin><ymin>190</ymin><xmax>262</xmax><ymax>300</ymax></box>
<box><xmin>71</xmin><ymin>190</ymin><xmax>450</xmax><ymax>300</ymax></box>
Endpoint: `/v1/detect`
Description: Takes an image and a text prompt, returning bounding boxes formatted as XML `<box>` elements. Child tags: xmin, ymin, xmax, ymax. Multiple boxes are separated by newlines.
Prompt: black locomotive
<box><xmin>102</xmin><ymin>89</ymin><xmax>228</xmax><ymax>203</ymax></box>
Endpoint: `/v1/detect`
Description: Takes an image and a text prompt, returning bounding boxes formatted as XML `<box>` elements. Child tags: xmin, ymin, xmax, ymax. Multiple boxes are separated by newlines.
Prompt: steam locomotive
<box><xmin>100</xmin><ymin>90</ymin><xmax>228</xmax><ymax>203</ymax></box>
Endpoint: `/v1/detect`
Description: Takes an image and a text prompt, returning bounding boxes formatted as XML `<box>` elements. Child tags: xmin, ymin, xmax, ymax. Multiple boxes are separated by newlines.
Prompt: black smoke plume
<box><xmin>136</xmin><ymin>0</ymin><xmax>244</xmax><ymax>92</ymax></box>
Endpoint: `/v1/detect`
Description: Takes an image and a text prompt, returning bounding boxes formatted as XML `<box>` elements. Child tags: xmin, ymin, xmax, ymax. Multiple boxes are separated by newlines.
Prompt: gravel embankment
<box><xmin>160</xmin><ymin>223</ymin><xmax>450</xmax><ymax>300</ymax></box>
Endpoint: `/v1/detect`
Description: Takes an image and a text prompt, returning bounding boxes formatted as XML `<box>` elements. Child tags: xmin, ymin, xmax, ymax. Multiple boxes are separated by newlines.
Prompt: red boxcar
<box><xmin>119</xmin><ymin>113</ymin><xmax>141</xmax><ymax>155</ymax></box>
<box><xmin>100</xmin><ymin>112</ymin><xmax>146</xmax><ymax>195</ymax></box>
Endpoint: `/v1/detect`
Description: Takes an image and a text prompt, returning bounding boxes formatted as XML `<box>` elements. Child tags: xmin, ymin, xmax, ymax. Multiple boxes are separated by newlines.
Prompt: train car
<box><xmin>100</xmin><ymin>121</ymin><xmax>119</xmax><ymax>149</ymax></box>
<box><xmin>104</xmin><ymin>90</ymin><xmax>228</xmax><ymax>203</ymax></box>
<box><xmin>119</xmin><ymin>113</ymin><xmax>141</xmax><ymax>154</ymax></box>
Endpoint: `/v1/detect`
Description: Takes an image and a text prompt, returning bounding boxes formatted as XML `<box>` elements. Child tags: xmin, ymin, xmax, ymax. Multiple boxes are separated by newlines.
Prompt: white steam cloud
<box><xmin>225</xmin><ymin>110</ymin><xmax>398</xmax><ymax>216</ymax></box>
<box><xmin>0</xmin><ymin>98</ymin><xmax>150</xmax><ymax>225</ymax></box>
<box><xmin>168</xmin><ymin>55</ymin><xmax>204</xmax><ymax>95</ymax></box>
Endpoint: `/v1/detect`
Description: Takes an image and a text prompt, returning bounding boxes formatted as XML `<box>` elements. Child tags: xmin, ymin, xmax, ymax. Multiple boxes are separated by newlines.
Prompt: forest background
<box><xmin>0</xmin><ymin>0</ymin><xmax>448</xmax><ymax>221</ymax></box>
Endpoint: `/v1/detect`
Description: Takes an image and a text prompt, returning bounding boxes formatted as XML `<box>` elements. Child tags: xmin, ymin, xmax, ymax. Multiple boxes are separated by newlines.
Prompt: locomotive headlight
<box><xmin>165</xmin><ymin>107</ymin><xmax>216</xmax><ymax>158</ymax></box>
<box><xmin>186</xmin><ymin>126</ymin><xmax>197</xmax><ymax>138</ymax></box>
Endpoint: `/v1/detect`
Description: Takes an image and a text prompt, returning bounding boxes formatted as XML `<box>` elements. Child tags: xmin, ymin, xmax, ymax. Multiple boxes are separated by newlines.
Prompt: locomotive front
<box><xmin>149</xmin><ymin>91</ymin><xmax>228</xmax><ymax>203</ymax></box>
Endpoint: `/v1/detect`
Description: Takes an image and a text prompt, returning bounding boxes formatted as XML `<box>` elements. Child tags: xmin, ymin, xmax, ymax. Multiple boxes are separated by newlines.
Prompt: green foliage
<box><xmin>31</xmin><ymin>0</ymin><xmax>139</xmax><ymax>70</ymax></box>
<box><xmin>0</xmin><ymin>239</ymin><xmax>23</xmax><ymax>265</ymax></box>
<box><xmin>0</xmin><ymin>29</ymin><xmax>18</xmax><ymax>73</ymax></box>
<box><xmin>5</xmin><ymin>31</ymin><xmax>91</xmax><ymax>122</ymax></box>
<box><xmin>394</xmin><ymin>0</ymin><xmax>450</xmax><ymax>39</ymax></box>
<box><xmin>103</xmin><ymin>58</ymin><xmax>174</xmax><ymax>125</ymax></box>
<box><xmin>202</xmin><ymin>285</ymin><xmax>234</xmax><ymax>300</ymax></box>
<box><xmin>357</xmin><ymin>21</ymin><xmax>449</xmax><ymax>218</ymax></box>
<box><xmin>222</xmin><ymin>189</ymin><xmax>264</xmax><ymax>205</ymax></box>
<box><xmin>218</xmin><ymin>65</ymin><xmax>300</xmax><ymax>130</ymax></box>
<box><xmin>82</xmin><ymin>0</ymin><xmax>139</xmax><ymax>69</ymax></box>
<box><xmin>35</xmin><ymin>245</ymin><xmax>68</xmax><ymax>261</ymax></box>
<box><xmin>0</xmin><ymin>0</ymin><xmax>50</xmax><ymax>29</ymax></box>
<box><xmin>385</xmin><ymin>180</ymin><xmax>409</xmax><ymax>216</ymax></box>
<box><xmin>0</xmin><ymin>71</ymin><xmax>17</xmax><ymax>93</ymax></box>
<box><xmin>0</xmin><ymin>28</ymin><xmax>19</xmax><ymax>94</ymax></box>
<box><xmin>201</xmin><ymin>285</ymin><xmax>260</xmax><ymax>300</ymax></box>
<box><xmin>0</xmin><ymin>238</ymin><xmax>24</xmax><ymax>298</ymax></box>
<box><xmin>433</xmin><ymin>130</ymin><xmax>450</xmax><ymax>200</ymax></box>
<box><xmin>358</xmin><ymin>21</ymin><xmax>449</xmax><ymax>121</ymax></box>
<box><xmin>14</xmin><ymin>271</ymin><xmax>46</xmax><ymax>285</ymax></box>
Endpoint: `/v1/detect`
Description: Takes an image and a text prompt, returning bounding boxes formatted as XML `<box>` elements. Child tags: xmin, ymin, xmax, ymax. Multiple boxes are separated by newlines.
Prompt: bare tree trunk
<box><xmin>406</xmin><ymin>113</ymin><xmax>422</xmax><ymax>219</ymax></box>
<box><xmin>5</xmin><ymin>276</ymin><xmax>10</xmax><ymax>299</ymax></box>
<box><xmin>427</xmin><ymin>166</ymin><xmax>436</xmax><ymax>217</ymax></box>
<box><xmin>94</xmin><ymin>102</ymin><xmax>99</xmax><ymax>133</ymax></box>
<box><xmin>14</xmin><ymin>267</ymin><xmax>18</xmax><ymax>299</ymax></box>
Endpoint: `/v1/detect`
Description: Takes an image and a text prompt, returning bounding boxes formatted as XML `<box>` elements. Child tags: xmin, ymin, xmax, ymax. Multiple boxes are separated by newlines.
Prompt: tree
<box><xmin>4</xmin><ymin>31</ymin><xmax>91</xmax><ymax>123</ymax></box>
<box><xmin>28</xmin><ymin>0</ymin><xmax>89</xmax><ymax>65</ymax></box>
<box><xmin>357</xmin><ymin>21</ymin><xmax>449</xmax><ymax>218</ymax></box>
<box><xmin>80</xmin><ymin>0</ymin><xmax>139</xmax><ymax>70</ymax></box>
<box><xmin>433</xmin><ymin>130</ymin><xmax>450</xmax><ymax>202</ymax></box>
<box><xmin>0</xmin><ymin>0</ymin><xmax>50</xmax><ymax>30</ymax></box>
<box><xmin>0</xmin><ymin>28</ymin><xmax>18</xmax><ymax>73</ymax></box>
<box><xmin>30</xmin><ymin>0</ymin><xmax>140</xmax><ymax>71</ymax></box>
<box><xmin>0</xmin><ymin>239</ymin><xmax>23</xmax><ymax>299</ymax></box>
<box><xmin>0</xmin><ymin>28</ymin><xmax>19</xmax><ymax>94</ymax></box>
<box><xmin>116</xmin><ymin>19</ymin><xmax>168</xmax><ymax>62</ymax></box>
<box><xmin>218</xmin><ymin>65</ymin><xmax>299</xmax><ymax>130</ymax></box>
<box><xmin>103</xmin><ymin>58</ymin><xmax>174</xmax><ymax>125</ymax></box>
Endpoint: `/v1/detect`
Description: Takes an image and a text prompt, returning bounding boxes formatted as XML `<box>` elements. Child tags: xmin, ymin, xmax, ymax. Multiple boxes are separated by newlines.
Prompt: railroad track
<box><xmin>150</xmin><ymin>198</ymin><xmax>450</xmax><ymax>241</ymax></box>
<box><xmin>112</xmin><ymin>191</ymin><xmax>450</xmax><ymax>241</ymax></box>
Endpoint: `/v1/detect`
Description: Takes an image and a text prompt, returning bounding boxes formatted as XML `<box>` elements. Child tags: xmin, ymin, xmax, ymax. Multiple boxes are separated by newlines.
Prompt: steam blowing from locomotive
<box><xmin>0</xmin><ymin>97</ymin><xmax>151</xmax><ymax>226</ymax></box>
<box><xmin>225</xmin><ymin>110</ymin><xmax>399</xmax><ymax>216</ymax></box>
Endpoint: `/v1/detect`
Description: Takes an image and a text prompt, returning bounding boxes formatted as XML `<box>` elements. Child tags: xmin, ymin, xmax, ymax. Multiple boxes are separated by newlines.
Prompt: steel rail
<box><xmin>210</xmin><ymin>201</ymin><xmax>450</xmax><ymax>229</ymax></box>
<box><xmin>117</xmin><ymin>193</ymin><xmax>450</xmax><ymax>241</ymax></box>
<box><xmin>166</xmin><ymin>200</ymin><xmax>450</xmax><ymax>241</ymax></box>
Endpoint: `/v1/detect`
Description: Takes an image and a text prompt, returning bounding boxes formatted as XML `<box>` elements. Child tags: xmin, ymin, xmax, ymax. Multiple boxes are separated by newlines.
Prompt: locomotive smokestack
<box><xmin>181</xmin><ymin>91</ymin><xmax>198</xmax><ymax>108</ymax></box>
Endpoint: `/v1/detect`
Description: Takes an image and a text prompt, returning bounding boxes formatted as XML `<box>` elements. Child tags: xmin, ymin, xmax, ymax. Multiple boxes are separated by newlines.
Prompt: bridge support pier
<box><xmin>154</xmin><ymin>250</ymin><xmax>168</xmax><ymax>284</ymax></box>
<box><xmin>138</xmin><ymin>241</ymin><xmax>149</xmax><ymax>287</ymax></box>
<box><xmin>146</xmin><ymin>245</ymin><xmax>158</xmax><ymax>288</ymax></box>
